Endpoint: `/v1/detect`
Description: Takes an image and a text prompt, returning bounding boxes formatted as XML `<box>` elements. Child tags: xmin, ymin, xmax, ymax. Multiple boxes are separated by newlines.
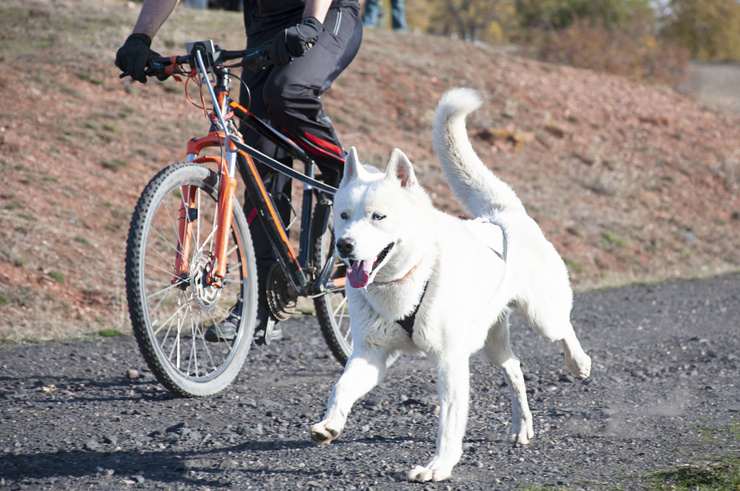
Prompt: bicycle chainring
<box><xmin>265</xmin><ymin>263</ymin><xmax>298</xmax><ymax>321</ymax></box>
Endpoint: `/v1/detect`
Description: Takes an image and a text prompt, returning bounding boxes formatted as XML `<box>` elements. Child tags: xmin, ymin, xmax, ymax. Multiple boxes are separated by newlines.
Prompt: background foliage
<box><xmin>402</xmin><ymin>0</ymin><xmax>740</xmax><ymax>83</ymax></box>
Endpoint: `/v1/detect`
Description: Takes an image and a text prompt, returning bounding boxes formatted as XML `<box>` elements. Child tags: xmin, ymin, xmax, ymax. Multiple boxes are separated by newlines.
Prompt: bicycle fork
<box><xmin>173</xmin><ymin>135</ymin><xmax>240</xmax><ymax>288</ymax></box>
<box><xmin>211</xmin><ymin>147</ymin><xmax>238</xmax><ymax>284</ymax></box>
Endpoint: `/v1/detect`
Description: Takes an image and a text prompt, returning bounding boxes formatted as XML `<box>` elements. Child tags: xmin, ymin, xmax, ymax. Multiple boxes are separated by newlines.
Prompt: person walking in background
<box><xmin>362</xmin><ymin>0</ymin><xmax>407</xmax><ymax>31</ymax></box>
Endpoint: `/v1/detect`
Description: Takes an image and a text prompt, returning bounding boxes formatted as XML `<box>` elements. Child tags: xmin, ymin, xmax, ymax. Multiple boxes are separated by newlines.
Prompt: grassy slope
<box><xmin>0</xmin><ymin>0</ymin><xmax>738</xmax><ymax>341</ymax></box>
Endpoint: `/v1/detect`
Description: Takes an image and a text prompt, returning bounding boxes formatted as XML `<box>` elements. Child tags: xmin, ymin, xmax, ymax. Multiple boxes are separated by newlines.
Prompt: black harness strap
<box><xmin>396</xmin><ymin>280</ymin><xmax>430</xmax><ymax>337</ymax></box>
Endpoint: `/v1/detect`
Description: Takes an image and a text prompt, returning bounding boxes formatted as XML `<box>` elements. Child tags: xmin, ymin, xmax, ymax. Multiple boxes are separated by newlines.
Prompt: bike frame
<box><xmin>173</xmin><ymin>49</ymin><xmax>343</xmax><ymax>299</ymax></box>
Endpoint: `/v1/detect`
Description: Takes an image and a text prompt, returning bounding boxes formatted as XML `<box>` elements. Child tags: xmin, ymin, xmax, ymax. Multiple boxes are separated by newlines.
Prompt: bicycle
<box><xmin>124</xmin><ymin>40</ymin><xmax>352</xmax><ymax>397</ymax></box>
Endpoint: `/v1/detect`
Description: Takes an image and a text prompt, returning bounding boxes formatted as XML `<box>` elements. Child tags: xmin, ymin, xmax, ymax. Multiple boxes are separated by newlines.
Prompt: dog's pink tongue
<box><xmin>348</xmin><ymin>260</ymin><xmax>371</xmax><ymax>288</ymax></box>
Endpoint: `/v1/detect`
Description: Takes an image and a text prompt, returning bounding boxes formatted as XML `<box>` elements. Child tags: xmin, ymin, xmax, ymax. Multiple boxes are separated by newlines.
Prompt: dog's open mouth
<box><xmin>347</xmin><ymin>242</ymin><xmax>395</xmax><ymax>288</ymax></box>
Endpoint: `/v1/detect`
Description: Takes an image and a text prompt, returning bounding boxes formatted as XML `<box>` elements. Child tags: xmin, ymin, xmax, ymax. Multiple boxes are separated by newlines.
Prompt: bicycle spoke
<box><xmin>332</xmin><ymin>295</ymin><xmax>348</xmax><ymax>318</ymax></box>
<box><xmin>159</xmin><ymin>321</ymin><xmax>174</xmax><ymax>354</ymax></box>
<box><xmin>149</xmin><ymin>282</ymin><xmax>180</xmax><ymax>316</ymax></box>
<box><xmin>153</xmin><ymin>301</ymin><xmax>189</xmax><ymax>336</ymax></box>
<box><xmin>146</xmin><ymin>279</ymin><xmax>187</xmax><ymax>300</ymax></box>
<box><xmin>144</xmin><ymin>261</ymin><xmax>182</xmax><ymax>282</ymax></box>
<box><xmin>196</xmin><ymin>314</ymin><xmax>217</xmax><ymax>372</ymax></box>
<box><xmin>191</xmin><ymin>308</ymin><xmax>200</xmax><ymax>377</ymax></box>
<box><xmin>151</xmin><ymin>226</ymin><xmax>184</xmax><ymax>257</ymax></box>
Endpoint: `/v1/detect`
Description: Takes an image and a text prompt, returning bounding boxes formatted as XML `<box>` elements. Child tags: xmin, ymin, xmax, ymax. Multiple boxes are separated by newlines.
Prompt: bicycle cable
<box><xmin>227</xmin><ymin>72</ymin><xmax>252</xmax><ymax>112</ymax></box>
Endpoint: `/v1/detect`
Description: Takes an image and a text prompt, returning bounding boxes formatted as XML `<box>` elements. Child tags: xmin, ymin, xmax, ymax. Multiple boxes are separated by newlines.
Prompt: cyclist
<box><xmin>116</xmin><ymin>0</ymin><xmax>362</xmax><ymax>344</ymax></box>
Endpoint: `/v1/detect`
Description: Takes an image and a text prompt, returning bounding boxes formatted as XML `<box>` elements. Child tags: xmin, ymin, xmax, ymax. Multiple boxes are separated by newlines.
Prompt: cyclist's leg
<box><xmin>261</xmin><ymin>4</ymin><xmax>363</xmax><ymax>186</ymax></box>
<box><xmin>204</xmin><ymin>64</ymin><xmax>293</xmax><ymax>342</ymax></box>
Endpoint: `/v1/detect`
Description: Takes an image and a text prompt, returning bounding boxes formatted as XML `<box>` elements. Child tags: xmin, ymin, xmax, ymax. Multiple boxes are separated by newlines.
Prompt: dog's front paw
<box><xmin>510</xmin><ymin>411</ymin><xmax>534</xmax><ymax>445</ymax></box>
<box><xmin>309</xmin><ymin>420</ymin><xmax>341</xmax><ymax>446</ymax></box>
<box><xmin>565</xmin><ymin>352</ymin><xmax>592</xmax><ymax>380</ymax></box>
<box><xmin>407</xmin><ymin>464</ymin><xmax>452</xmax><ymax>482</ymax></box>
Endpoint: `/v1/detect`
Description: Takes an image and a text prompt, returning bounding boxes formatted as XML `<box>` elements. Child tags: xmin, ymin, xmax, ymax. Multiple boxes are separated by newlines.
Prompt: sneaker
<box><xmin>203</xmin><ymin>307</ymin><xmax>240</xmax><ymax>342</ymax></box>
<box><xmin>204</xmin><ymin>305</ymin><xmax>282</xmax><ymax>344</ymax></box>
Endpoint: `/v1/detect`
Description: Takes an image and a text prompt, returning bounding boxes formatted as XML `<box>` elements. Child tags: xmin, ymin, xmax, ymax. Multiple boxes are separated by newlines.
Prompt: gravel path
<box><xmin>1</xmin><ymin>274</ymin><xmax>738</xmax><ymax>490</ymax></box>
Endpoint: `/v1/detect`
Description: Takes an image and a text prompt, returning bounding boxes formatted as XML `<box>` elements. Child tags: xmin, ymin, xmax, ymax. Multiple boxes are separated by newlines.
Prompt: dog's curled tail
<box><xmin>433</xmin><ymin>88</ymin><xmax>525</xmax><ymax>217</ymax></box>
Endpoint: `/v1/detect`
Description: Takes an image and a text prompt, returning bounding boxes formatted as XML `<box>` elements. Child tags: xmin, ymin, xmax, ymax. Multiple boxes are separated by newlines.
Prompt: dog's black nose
<box><xmin>336</xmin><ymin>237</ymin><xmax>355</xmax><ymax>257</ymax></box>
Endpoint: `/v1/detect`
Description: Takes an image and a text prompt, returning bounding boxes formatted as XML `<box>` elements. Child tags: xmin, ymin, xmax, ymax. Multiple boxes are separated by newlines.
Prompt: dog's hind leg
<box><xmin>520</xmin><ymin>283</ymin><xmax>591</xmax><ymax>379</ymax></box>
<box><xmin>310</xmin><ymin>347</ymin><xmax>392</xmax><ymax>446</ymax></box>
<box><xmin>560</xmin><ymin>326</ymin><xmax>591</xmax><ymax>379</ymax></box>
<box><xmin>408</xmin><ymin>355</ymin><xmax>469</xmax><ymax>482</ymax></box>
<box><xmin>484</xmin><ymin>312</ymin><xmax>533</xmax><ymax>445</ymax></box>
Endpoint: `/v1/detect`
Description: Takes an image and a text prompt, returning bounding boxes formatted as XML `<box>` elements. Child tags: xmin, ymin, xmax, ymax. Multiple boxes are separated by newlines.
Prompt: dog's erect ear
<box><xmin>341</xmin><ymin>146</ymin><xmax>363</xmax><ymax>185</ymax></box>
<box><xmin>384</xmin><ymin>148</ymin><xmax>417</xmax><ymax>188</ymax></box>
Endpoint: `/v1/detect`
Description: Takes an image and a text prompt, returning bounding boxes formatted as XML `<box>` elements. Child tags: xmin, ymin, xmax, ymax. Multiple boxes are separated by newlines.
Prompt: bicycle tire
<box><xmin>125</xmin><ymin>163</ymin><xmax>257</xmax><ymax>397</ymax></box>
<box><xmin>311</xmin><ymin>209</ymin><xmax>352</xmax><ymax>366</ymax></box>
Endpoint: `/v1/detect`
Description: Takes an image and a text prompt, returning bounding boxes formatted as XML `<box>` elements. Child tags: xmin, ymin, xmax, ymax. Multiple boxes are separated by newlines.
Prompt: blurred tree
<box><xmin>514</xmin><ymin>0</ymin><xmax>653</xmax><ymax>31</ymax></box>
<box><xmin>408</xmin><ymin>0</ymin><xmax>515</xmax><ymax>42</ymax></box>
<box><xmin>661</xmin><ymin>0</ymin><xmax>740</xmax><ymax>61</ymax></box>
<box><xmin>430</xmin><ymin>0</ymin><xmax>515</xmax><ymax>41</ymax></box>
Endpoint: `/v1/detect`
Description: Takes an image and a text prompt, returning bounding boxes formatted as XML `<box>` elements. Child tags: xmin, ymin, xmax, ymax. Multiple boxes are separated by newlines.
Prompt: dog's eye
<box><xmin>371</xmin><ymin>212</ymin><xmax>386</xmax><ymax>221</ymax></box>
<box><xmin>340</xmin><ymin>211</ymin><xmax>349</xmax><ymax>220</ymax></box>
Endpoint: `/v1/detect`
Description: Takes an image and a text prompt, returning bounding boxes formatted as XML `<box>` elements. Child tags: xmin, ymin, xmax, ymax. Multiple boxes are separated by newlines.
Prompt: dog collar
<box><xmin>396</xmin><ymin>280</ymin><xmax>430</xmax><ymax>337</ymax></box>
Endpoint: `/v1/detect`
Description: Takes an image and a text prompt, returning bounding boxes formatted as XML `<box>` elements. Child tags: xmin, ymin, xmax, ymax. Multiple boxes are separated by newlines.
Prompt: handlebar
<box><xmin>121</xmin><ymin>44</ymin><xmax>272</xmax><ymax>80</ymax></box>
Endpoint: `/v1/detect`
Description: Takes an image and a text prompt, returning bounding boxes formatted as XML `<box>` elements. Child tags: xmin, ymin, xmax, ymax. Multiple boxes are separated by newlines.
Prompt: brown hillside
<box><xmin>0</xmin><ymin>0</ymin><xmax>738</xmax><ymax>341</ymax></box>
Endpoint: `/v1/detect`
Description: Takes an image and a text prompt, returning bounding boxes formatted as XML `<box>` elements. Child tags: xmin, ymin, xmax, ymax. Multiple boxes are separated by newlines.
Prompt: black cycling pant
<box><xmin>238</xmin><ymin>4</ymin><xmax>362</xmax><ymax>316</ymax></box>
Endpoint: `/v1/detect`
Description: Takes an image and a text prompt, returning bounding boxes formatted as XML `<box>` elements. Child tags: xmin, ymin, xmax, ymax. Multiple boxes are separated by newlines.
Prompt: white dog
<box><xmin>310</xmin><ymin>88</ymin><xmax>592</xmax><ymax>482</ymax></box>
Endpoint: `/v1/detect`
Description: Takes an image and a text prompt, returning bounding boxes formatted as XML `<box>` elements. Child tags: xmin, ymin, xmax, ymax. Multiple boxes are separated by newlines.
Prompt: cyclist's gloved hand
<box><xmin>115</xmin><ymin>33</ymin><xmax>163</xmax><ymax>83</ymax></box>
<box><xmin>270</xmin><ymin>16</ymin><xmax>323</xmax><ymax>65</ymax></box>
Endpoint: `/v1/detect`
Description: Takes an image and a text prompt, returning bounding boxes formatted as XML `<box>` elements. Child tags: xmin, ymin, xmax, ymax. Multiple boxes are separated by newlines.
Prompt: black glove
<box><xmin>115</xmin><ymin>33</ymin><xmax>163</xmax><ymax>83</ymax></box>
<box><xmin>270</xmin><ymin>16</ymin><xmax>323</xmax><ymax>65</ymax></box>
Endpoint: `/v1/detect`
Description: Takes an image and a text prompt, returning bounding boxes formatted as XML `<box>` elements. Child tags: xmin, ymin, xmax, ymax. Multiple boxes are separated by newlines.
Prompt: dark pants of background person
<box><xmin>362</xmin><ymin>0</ymin><xmax>407</xmax><ymax>31</ymax></box>
<box><xmin>238</xmin><ymin>2</ymin><xmax>363</xmax><ymax>321</ymax></box>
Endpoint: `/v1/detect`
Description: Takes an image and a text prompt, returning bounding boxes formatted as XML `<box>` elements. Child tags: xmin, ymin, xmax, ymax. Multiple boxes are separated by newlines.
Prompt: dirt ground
<box><xmin>0</xmin><ymin>0</ymin><xmax>739</xmax><ymax>343</ymax></box>
<box><xmin>1</xmin><ymin>273</ymin><xmax>738</xmax><ymax>489</ymax></box>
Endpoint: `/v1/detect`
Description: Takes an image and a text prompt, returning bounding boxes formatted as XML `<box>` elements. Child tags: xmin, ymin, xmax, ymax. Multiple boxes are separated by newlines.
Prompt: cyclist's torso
<box><xmin>244</xmin><ymin>0</ymin><xmax>359</xmax><ymax>38</ymax></box>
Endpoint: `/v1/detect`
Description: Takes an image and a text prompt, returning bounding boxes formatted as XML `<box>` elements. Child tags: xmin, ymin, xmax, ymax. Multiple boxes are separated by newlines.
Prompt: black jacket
<box><xmin>244</xmin><ymin>0</ymin><xmax>359</xmax><ymax>37</ymax></box>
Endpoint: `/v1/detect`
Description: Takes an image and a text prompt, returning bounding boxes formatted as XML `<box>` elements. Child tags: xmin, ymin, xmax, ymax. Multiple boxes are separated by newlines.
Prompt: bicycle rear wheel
<box><xmin>312</xmin><ymin>211</ymin><xmax>352</xmax><ymax>366</ymax></box>
<box><xmin>125</xmin><ymin>163</ymin><xmax>257</xmax><ymax>397</ymax></box>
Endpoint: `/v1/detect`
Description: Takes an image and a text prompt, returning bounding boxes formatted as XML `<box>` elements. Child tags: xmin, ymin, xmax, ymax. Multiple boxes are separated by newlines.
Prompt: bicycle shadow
<box><xmin>0</xmin><ymin>374</ymin><xmax>175</xmax><ymax>403</ymax></box>
<box><xmin>0</xmin><ymin>439</ymin><xmax>318</xmax><ymax>488</ymax></box>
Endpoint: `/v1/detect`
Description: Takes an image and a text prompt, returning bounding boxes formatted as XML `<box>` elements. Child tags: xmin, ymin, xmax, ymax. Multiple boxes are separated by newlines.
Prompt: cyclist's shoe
<box><xmin>204</xmin><ymin>305</ymin><xmax>282</xmax><ymax>344</ymax></box>
<box><xmin>204</xmin><ymin>307</ymin><xmax>240</xmax><ymax>342</ymax></box>
<box><xmin>254</xmin><ymin>317</ymin><xmax>283</xmax><ymax>345</ymax></box>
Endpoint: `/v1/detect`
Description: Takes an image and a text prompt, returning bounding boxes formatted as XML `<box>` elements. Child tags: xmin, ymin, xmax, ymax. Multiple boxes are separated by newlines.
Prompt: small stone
<box><xmin>126</xmin><ymin>369</ymin><xmax>140</xmax><ymax>380</ymax></box>
<box><xmin>85</xmin><ymin>439</ymin><xmax>101</xmax><ymax>451</ymax></box>
<box><xmin>166</xmin><ymin>422</ymin><xmax>187</xmax><ymax>433</ymax></box>
<box><xmin>132</xmin><ymin>475</ymin><xmax>145</xmax><ymax>484</ymax></box>
<box><xmin>558</xmin><ymin>373</ymin><xmax>574</xmax><ymax>383</ymax></box>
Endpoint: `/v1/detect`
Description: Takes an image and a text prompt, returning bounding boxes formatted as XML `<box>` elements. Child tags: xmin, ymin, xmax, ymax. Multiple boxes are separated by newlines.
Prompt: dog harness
<box><xmin>396</xmin><ymin>280</ymin><xmax>430</xmax><ymax>337</ymax></box>
<box><xmin>395</xmin><ymin>219</ymin><xmax>507</xmax><ymax>338</ymax></box>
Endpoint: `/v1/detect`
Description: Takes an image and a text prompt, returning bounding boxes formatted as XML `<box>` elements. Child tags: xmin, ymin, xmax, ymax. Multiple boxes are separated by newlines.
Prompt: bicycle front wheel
<box><xmin>125</xmin><ymin>163</ymin><xmax>257</xmax><ymax>397</ymax></box>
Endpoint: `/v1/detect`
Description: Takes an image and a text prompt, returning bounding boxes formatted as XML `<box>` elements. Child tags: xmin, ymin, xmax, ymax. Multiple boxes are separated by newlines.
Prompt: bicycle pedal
<box><xmin>254</xmin><ymin>318</ymin><xmax>282</xmax><ymax>346</ymax></box>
